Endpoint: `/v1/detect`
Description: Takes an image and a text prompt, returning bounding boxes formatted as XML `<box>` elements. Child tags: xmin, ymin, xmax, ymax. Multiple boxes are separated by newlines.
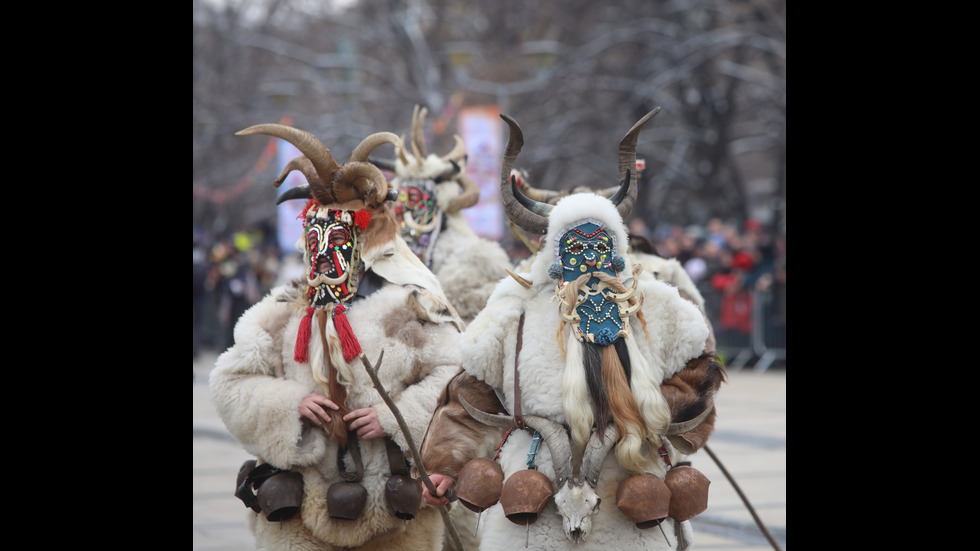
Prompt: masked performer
<box><xmin>419</xmin><ymin>108</ymin><xmax>725</xmax><ymax>550</ymax></box>
<box><xmin>210</xmin><ymin>123</ymin><xmax>462</xmax><ymax>551</ymax></box>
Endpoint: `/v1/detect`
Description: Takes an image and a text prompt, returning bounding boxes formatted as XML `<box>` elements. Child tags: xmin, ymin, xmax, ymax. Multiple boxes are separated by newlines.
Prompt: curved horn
<box><xmin>349</xmin><ymin>132</ymin><xmax>402</xmax><ymax>163</ymax></box>
<box><xmin>512</xmin><ymin>176</ymin><xmax>554</xmax><ymax>218</ymax></box>
<box><xmin>403</xmin><ymin>209</ymin><xmax>439</xmax><ymax>233</ymax></box>
<box><xmin>499</xmin><ymin>114</ymin><xmax>551</xmax><ymax>234</ymax></box>
<box><xmin>368</xmin><ymin>157</ymin><xmax>397</xmax><ymax>172</ymax></box>
<box><xmin>396</xmin><ymin>133</ymin><xmax>410</xmax><ymax>166</ymax></box>
<box><xmin>614</xmin><ymin>107</ymin><xmax>660</xmax><ymax>221</ymax></box>
<box><xmin>331</xmin><ymin>161</ymin><xmax>389</xmax><ymax>207</ymax></box>
<box><xmin>523</xmin><ymin>416</ymin><xmax>574</xmax><ymax>486</ymax></box>
<box><xmin>517</xmin><ymin>174</ymin><xmax>562</xmax><ymax>204</ymax></box>
<box><xmin>410</xmin><ymin>105</ymin><xmax>427</xmax><ymax>164</ymax></box>
<box><xmin>236</xmin><ymin>123</ymin><xmax>341</xmax><ymax>188</ymax></box>
<box><xmin>444</xmin><ymin>173</ymin><xmax>481</xmax><ymax>213</ymax></box>
<box><xmin>275</xmin><ymin>184</ymin><xmax>313</xmax><ymax>205</ymax></box>
<box><xmin>579</xmin><ymin>424</ymin><xmax>619</xmax><ymax>488</ymax></box>
<box><xmin>459</xmin><ymin>395</ymin><xmax>573</xmax><ymax>486</ymax></box>
<box><xmin>440</xmin><ymin>134</ymin><xmax>466</xmax><ymax>162</ymax></box>
<box><xmin>274</xmin><ymin>156</ymin><xmax>319</xmax><ymax>189</ymax></box>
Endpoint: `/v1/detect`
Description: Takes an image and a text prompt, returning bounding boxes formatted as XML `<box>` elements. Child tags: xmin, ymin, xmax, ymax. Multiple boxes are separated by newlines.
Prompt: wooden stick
<box><xmin>358</xmin><ymin>352</ymin><xmax>465</xmax><ymax>551</ymax></box>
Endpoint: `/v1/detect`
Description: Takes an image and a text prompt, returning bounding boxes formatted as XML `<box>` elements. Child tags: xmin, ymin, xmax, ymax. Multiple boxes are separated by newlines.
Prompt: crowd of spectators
<box><xmin>194</xmin><ymin>215</ymin><xmax>785</xmax><ymax>367</ymax></box>
<box><xmin>632</xmin><ymin>216</ymin><xmax>786</xmax><ymax>363</ymax></box>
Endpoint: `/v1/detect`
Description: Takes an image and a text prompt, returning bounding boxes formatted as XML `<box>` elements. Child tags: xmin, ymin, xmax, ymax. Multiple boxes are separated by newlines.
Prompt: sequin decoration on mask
<box><xmin>395</xmin><ymin>178</ymin><xmax>442</xmax><ymax>265</ymax></box>
<box><xmin>551</xmin><ymin>221</ymin><xmax>633</xmax><ymax>345</ymax></box>
<box><xmin>304</xmin><ymin>206</ymin><xmax>367</xmax><ymax>307</ymax></box>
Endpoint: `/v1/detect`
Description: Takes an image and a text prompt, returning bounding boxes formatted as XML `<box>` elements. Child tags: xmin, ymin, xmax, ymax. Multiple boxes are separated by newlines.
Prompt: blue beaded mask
<box><xmin>550</xmin><ymin>221</ymin><xmax>629</xmax><ymax>345</ymax></box>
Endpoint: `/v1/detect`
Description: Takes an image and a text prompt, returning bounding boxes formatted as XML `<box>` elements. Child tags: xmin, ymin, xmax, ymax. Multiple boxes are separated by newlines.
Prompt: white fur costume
<box><xmin>393</xmin><ymin>148</ymin><xmax>513</xmax><ymax>326</ymax></box>
<box><xmin>210</xmin><ymin>236</ymin><xmax>461</xmax><ymax>551</ymax></box>
<box><xmin>444</xmin><ymin>193</ymin><xmax>709</xmax><ymax>550</ymax></box>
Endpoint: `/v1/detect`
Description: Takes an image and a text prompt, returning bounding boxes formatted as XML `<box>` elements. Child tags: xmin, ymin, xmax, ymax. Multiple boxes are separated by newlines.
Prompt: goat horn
<box><xmin>368</xmin><ymin>157</ymin><xmax>397</xmax><ymax>172</ymax></box>
<box><xmin>236</xmin><ymin>123</ymin><xmax>341</xmax><ymax>190</ymax></box>
<box><xmin>396</xmin><ymin>133</ymin><xmax>411</xmax><ymax>165</ymax></box>
<box><xmin>580</xmin><ymin>424</ymin><xmax>619</xmax><ymax>488</ymax></box>
<box><xmin>403</xmin><ymin>209</ymin><xmax>439</xmax><ymax>233</ymax></box>
<box><xmin>499</xmin><ymin>114</ymin><xmax>551</xmax><ymax>235</ymax></box>
<box><xmin>444</xmin><ymin>172</ymin><xmax>480</xmax><ymax>213</ymax></box>
<box><xmin>331</xmin><ymin>161</ymin><xmax>390</xmax><ymax>207</ymax></box>
<box><xmin>276</xmin><ymin>184</ymin><xmax>313</xmax><ymax>205</ymax></box>
<box><xmin>349</xmin><ymin>132</ymin><xmax>402</xmax><ymax>163</ymax></box>
<box><xmin>517</xmin><ymin>176</ymin><xmax>562</xmax><ymax>204</ymax></box>
<box><xmin>411</xmin><ymin>105</ymin><xmax>427</xmax><ymax>164</ymax></box>
<box><xmin>440</xmin><ymin>134</ymin><xmax>466</xmax><ymax>162</ymax></box>
<box><xmin>274</xmin><ymin>156</ymin><xmax>319</xmax><ymax>189</ymax></box>
<box><xmin>459</xmin><ymin>395</ymin><xmax>573</xmax><ymax>487</ymax></box>
<box><xmin>614</xmin><ymin>106</ymin><xmax>660</xmax><ymax>221</ymax></box>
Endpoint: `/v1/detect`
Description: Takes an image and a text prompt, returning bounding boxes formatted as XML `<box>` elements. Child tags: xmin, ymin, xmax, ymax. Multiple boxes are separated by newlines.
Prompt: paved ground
<box><xmin>193</xmin><ymin>349</ymin><xmax>786</xmax><ymax>550</ymax></box>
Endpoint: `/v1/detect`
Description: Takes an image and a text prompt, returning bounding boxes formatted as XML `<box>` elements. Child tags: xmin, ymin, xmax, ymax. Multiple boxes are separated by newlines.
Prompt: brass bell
<box><xmin>500</xmin><ymin>468</ymin><xmax>553</xmax><ymax>525</ymax></box>
<box><xmin>664</xmin><ymin>464</ymin><xmax>710</xmax><ymax>521</ymax></box>
<box><xmin>616</xmin><ymin>473</ymin><xmax>671</xmax><ymax>529</ymax></box>
<box><xmin>456</xmin><ymin>457</ymin><xmax>505</xmax><ymax>513</ymax></box>
<box><xmin>385</xmin><ymin>475</ymin><xmax>423</xmax><ymax>520</ymax></box>
<box><xmin>255</xmin><ymin>470</ymin><xmax>305</xmax><ymax>522</ymax></box>
<box><xmin>327</xmin><ymin>481</ymin><xmax>368</xmax><ymax>520</ymax></box>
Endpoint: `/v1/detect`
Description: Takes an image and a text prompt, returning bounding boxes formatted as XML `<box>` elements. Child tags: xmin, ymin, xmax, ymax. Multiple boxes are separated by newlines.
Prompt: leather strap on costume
<box><xmin>385</xmin><ymin>436</ymin><xmax>411</xmax><ymax>476</ymax></box>
<box><xmin>336</xmin><ymin>431</ymin><xmax>364</xmax><ymax>482</ymax></box>
<box><xmin>514</xmin><ymin>313</ymin><xmax>526</xmax><ymax>430</ymax></box>
<box><xmin>665</xmin><ymin>405</ymin><xmax>715</xmax><ymax>436</ymax></box>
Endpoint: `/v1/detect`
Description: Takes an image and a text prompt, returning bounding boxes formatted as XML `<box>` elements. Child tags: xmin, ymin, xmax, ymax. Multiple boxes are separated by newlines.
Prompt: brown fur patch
<box><xmin>602</xmin><ymin>345</ymin><xmax>647</xmax><ymax>444</ymax></box>
<box><xmin>381</xmin><ymin>302</ymin><xmax>430</xmax><ymax>348</ymax></box>
<box><xmin>360</xmin><ymin>206</ymin><xmax>399</xmax><ymax>255</ymax></box>
<box><xmin>660</xmin><ymin>352</ymin><xmax>726</xmax><ymax>452</ymax></box>
<box><xmin>420</xmin><ymin>371</ymin><xmax>507</xmax><ymax>478</ymax></box>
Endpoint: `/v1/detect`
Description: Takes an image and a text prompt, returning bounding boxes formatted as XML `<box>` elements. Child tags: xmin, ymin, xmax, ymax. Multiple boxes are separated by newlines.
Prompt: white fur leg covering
<box><xmin>624</xmin><ymin>335</ymin><xmax>670</xmax><ymax>446</ymax></box>
<box><xmin>561</xmin><ymin>332</ymin><xmax>593</xmax><ymax>449</ymax></box>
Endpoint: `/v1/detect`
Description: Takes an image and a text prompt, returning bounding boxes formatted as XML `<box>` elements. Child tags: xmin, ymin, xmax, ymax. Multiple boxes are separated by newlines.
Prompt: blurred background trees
<box><xmin>193</xmin><ymin>0</ymin><xmax>785</xmax><ymax>249</ymax></box>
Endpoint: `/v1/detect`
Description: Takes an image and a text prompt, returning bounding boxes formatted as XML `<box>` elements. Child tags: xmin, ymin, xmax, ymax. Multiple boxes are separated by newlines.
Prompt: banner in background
<box><xmin>276</xmin><ymin>140</ymin><xmax>306</xmax><ymax>254</ymax></box>
<box><xmin>458</xmin><ymin>105</ymin><xmax>503</xmax><ymax>241</ymax></box>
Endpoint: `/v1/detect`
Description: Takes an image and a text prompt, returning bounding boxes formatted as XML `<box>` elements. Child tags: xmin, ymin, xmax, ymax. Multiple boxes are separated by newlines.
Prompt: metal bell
<box><xmin>385</xmin><ymin>475</ymin><xmax>423</xmax><ymax>520</ymax></box>
<box><xmin>456</xmin><ymin>457</ymin><xmax>504</xmax><ymax>513</ymax></box>
<box><xmin>235</xmin><ymin>459</ymin><xmax>262</xmax><ymax>513</ymax></box>
<box><xmin>500</xmin><ymin>468</ymin><xmax>553</xmax><ymax>525</ymax></box>
<box><xmin>255</xmin><ymin>470</ymin><xmax>305</xmax><ymax>522</ymax></box>
<box><xmin>615</xmin><ymin>473</ymin><xmax>671</xmax><ymax>529</ymax></box>
<box><xmin>664</xmin><ymin>464</ymin><xmax>710</xmax><ymax>521</ymax></box>
<box><xmin>327</xmin><ymin>481</ymin><xmax>368</xmax><ymax>520</ymax></box>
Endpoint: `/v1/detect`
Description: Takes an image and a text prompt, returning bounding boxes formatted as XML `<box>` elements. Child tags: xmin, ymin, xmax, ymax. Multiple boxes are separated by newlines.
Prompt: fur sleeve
<box><xmin>636</xmin><ymin>277</ymin><xmax>710</xmax><ymax>378</ymax></box>
<box><xmin>660</xmin><ymin>352</ymin><xmax>727</xmax><ymax>454</ymax></box>
<box><xmin>209</xmin><ymin>290</ymin><xmax>327</xmax><ymax>469</ymax></box>
<box><xmin>365</xmin><ymin>289</ymin><xmax>464</xmax><ymax>459</ymax></box>
<box><xmin>458</xmin><ymin>278</ymin><xmax>528</xmax><ymax>389</ymax></box>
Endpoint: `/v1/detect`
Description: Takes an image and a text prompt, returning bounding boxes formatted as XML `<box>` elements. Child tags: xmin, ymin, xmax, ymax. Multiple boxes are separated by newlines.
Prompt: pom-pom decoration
<box><xmin>610</xmin><ymin>255</ymin><xmax>626</xmax><ymax>273</ymax></box>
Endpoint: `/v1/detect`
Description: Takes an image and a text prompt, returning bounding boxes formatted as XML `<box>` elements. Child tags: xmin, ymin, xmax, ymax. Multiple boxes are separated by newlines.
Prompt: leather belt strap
<box><xmin>384</xmin><ymin>436</ymin><xmax>410</xmax><ymax>476</ymax></box>
<box><xmin>514</xmin><ymin>313</ymin><xmax>526</xmax><ymax>430</ymax></box>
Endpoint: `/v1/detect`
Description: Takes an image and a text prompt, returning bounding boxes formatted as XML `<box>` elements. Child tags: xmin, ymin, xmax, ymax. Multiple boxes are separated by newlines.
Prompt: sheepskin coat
<box><xmin>425</xmin><ymin>180</ymin><xmax>512</xmax><ymax>325</ymax></box>
<box><xmin>423</xmin><ymin>194</ymin><xmax>711</xmax><ymax>550</ymax></box>
<box><xmin>210</xmin><ymin>241</ymin><xmax>462</xmax><ymax>551</ymax></box>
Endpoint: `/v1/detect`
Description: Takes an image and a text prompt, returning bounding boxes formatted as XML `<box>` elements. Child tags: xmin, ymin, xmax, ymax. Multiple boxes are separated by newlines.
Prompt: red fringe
<box><xmin>294</xmin><ymin>307</ymin><xmax>315</xmax><ymax>363</ymax></box>
<box><xmin>333</xmin><ymin>304</ymin><xmax>362</xmax><ymax>361</ymax></box>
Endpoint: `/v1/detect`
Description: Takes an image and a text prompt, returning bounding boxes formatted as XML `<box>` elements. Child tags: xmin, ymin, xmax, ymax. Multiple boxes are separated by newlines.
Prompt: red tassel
<box><xmin>332</xmin><ymin>304</ymin><xmax>362</xmax><ymax>361</ymax></box>
<box><xmin>294</xmin><ymin>307</ymin><xmax>315</xmax><ymax>363</ymax></box>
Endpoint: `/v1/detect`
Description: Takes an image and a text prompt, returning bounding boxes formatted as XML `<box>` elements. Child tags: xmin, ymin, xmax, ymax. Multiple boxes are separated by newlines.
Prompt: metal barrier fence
<box><xmin>701</xmin><ymin>285</ymin><xmax>786</xmax><ymax>372</ymax></box>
